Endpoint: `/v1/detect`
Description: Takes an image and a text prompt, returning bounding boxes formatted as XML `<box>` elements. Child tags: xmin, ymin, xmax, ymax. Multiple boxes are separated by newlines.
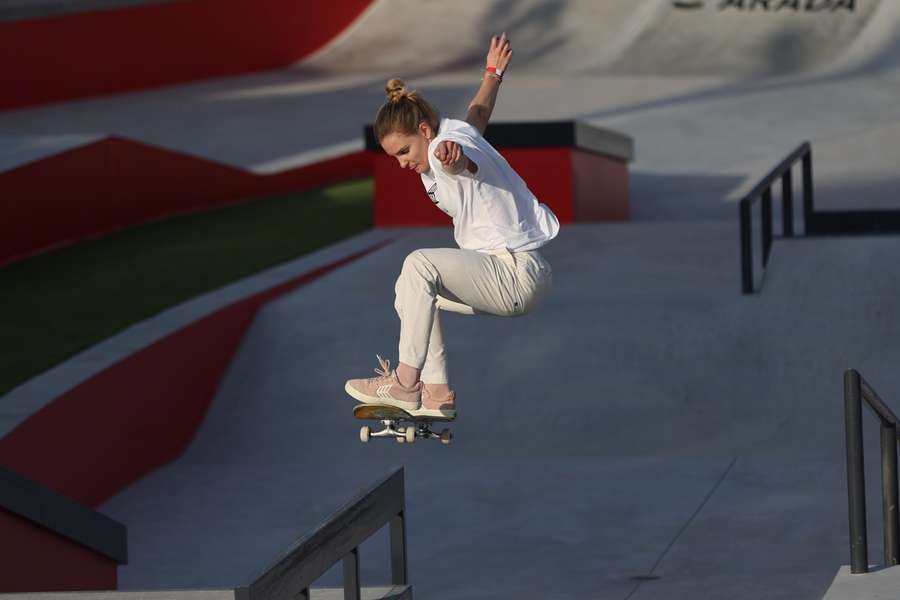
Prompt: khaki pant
<box><xmin>394</xmin><ymin>247</ymin><xmax>553</xmax><ymax>384</ymax></box>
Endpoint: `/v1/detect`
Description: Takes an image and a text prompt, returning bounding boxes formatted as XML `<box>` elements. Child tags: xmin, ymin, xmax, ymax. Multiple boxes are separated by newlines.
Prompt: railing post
<box><xmin>782</xmin><ymin>170</ymin><xmax>794</xmax><ymax>237</ymax></box>
<box><xmin>845</xmin><ymin>369</ymin><xmax>868</xmax><ymax>573</ymax></box>
<box><xmin>762</xmin><ymin>188</ymin><xmax>773</xmax><ymax>267</ymax></box>
<box><xmin>343</xmin><ymin>547</ymin><xmax>361</xmax><ymax>600</ymax></box>
<box><xmin>802</xmin><ymin>149</ymin><xmax>814</xmax><ymax>233</ymax></box>
<box><xmin>740</xmin><ymin>200</ymin><xmax>753</xmax><ymax>294</ymax></box>
<box><xmin>882</xmin><ymin>421</ymin><xmax>900</xmax><ymax>567</ymax></box>
<box><xmin>390</xmin><ymin>511</ymin><xmax>408</xmax><ymax>585</ymax></box>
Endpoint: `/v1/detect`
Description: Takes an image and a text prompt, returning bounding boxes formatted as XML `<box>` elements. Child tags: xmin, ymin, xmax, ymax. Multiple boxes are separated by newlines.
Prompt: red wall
<box><xmin>0</xmin><ymin>0</ymin><xmax>373</xmax><ymax>110</ymax></box>
<box><xmin>0</xmin><ymin>137</ymin><xmax>373</xmax><ymax>267</ymax></box>
<box><xmin>572</xmin><ymin>150</ymin><xmax>630</xmax><ymax>221</ymax></box>
<box><xmin>0</xmin><ymin>510</ymin><xmax>117</xmax><ymax>592</ymax></box>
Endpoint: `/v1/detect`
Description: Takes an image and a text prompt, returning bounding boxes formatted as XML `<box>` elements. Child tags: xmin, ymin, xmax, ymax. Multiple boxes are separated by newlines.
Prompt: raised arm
<box><xmin>465</xmin><ymin>33</ymin><xmax>513</xmax><ymax>135</ymax></box>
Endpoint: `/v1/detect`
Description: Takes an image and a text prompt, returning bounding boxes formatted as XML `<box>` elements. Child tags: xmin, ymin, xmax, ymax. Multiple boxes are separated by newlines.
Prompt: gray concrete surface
<box><xmin>0</xmin><ymin>586</ymin><xmax>408</xmax><ymax>599</ymax></box>
<box><xmin>91</xmin><ymin>225</ymin><xmax>900</xmax><ymax>599</ymax></box>
<box><xmin>306</xmin><ymin>0</ymin><xmax>883</xmax><ymax>77</ymax></box>
<box><xmin>823</xmin><ymin>565</ymin><xmax>900</xmax><ymax>600</ymax></box>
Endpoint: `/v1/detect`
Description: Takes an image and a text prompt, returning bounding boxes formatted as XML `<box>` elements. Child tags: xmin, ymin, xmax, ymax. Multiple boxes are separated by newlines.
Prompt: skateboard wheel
<box><xmin>405</xmin><ymin>427</ymin><xmax>416</xmax><ymax>444</ymax></box>
<box><xmin>440</xmin><ymin>429</ymin><xmax>452</xmax><ymax>445</ymax></box>
<box><xmin>360</xmin><ymin>426</ymin><xmax>371</xmax><ymax>443</ymax></box>
<box><xmin>396</xmin><ymin>436</ymin><xmax>405</xmax><ymax>444</ymax></box>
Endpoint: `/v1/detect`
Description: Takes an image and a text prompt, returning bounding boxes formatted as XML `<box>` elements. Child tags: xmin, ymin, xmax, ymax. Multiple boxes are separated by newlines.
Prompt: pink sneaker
<box><xmin>410</xmin><ymin>386</ymin><xmax>457</xmax><ymax>419</ymax></box>
<box><xmin>344</xmin><ymin>355</ymin><xmax>421</xmax><ymax>411</ymax></box>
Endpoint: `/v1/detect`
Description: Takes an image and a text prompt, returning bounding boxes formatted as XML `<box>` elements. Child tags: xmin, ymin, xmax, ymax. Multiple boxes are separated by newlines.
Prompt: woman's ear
<box><xmin>420</xmin><ymin>121</ymin><xmax>434</xmax><ymax>141</ymax></box>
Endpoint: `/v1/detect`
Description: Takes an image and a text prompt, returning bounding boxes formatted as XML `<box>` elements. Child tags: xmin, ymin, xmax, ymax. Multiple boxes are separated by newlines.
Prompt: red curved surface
<box><xmin>0</xmin><ymin>239</ymin><xmax>392</xmax><ymax>507</ymax></box>
<box><xmin>0</xmin><ymin>137</ymin><xmax>373</xmax><ymax>267</ymax></box>
<box><xmin>0</xmin><ymin>0</ymin><xmax>373</xmax><ymax>110</ymax></box>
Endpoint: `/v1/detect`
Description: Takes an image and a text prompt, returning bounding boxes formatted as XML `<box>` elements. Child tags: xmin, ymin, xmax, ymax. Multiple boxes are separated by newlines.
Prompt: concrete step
<box><xmin>0</xmin><ymin>585</ymin><xmax>412</xmax><ymax>600</ymax></box>
<box><xmin>822</xmin><ymin>565</ymin><xmax>900</xmax><ymax>600</ymax></box>
<box><xmin>311</xmin><ymin>586</ymin><xmax>411</xmax><ymax>600</ymax></box>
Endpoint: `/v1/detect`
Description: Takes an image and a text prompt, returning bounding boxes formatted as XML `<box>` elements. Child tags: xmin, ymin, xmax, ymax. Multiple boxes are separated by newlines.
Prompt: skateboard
<box><xmin>353</xmin><ymin>404</ymin><xmax>453</xmax><ymax>445</ymax></box>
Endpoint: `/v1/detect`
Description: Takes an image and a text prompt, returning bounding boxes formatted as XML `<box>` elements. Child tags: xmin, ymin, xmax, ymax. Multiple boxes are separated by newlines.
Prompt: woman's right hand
<box><xmin>434</xmin><ymin>140</ymin><xmax>468</xmax><ymax>175</ymax></box>
<box><xmin>486</xmin><ymin>32</ymin><xmax>513</xmax><ymax>74</ymax></box>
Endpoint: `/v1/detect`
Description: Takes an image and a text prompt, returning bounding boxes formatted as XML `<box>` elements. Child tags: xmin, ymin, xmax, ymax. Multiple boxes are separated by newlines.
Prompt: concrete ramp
<box><xmin>605</xmin><ymin>0</ymin><xmax>880</xmax><ymax>76</ymax></box>
<box><xmin>305</xmin><ymin>1</ymin><xmax>659</xmax><ymax>76</ymax></box>
<box><xmin>307</xmin><ymin>0</ymin><xmax>887</xmax><ymax>77</ymax></box>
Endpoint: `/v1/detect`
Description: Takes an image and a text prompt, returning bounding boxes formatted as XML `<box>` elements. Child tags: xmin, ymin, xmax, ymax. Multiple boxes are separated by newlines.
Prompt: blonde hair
<box><xmin>374</xmin><ymin>78</ymin><xmax>439</xmax><ymax>142</ymax></box>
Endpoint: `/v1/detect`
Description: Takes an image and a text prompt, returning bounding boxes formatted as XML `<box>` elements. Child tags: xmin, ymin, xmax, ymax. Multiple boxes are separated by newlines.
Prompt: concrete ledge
<box><xmin>0</xmin><ymin>585</ymin><xmax>411</xmax><ymax>599</ymax></box>
<box><xmin>822</xmin><ymin>565</ymin><xmax>900</xmax><ymax>599</ymax></box>
<box><xmin>311</xmin><ymin>586</ymin><xmax>412</xmax><ymax>600</ymax></box>
<box><xmin>0</xmin><ymin>465</ymin><xmax>126</xmax><ymax>564</ymax></box>
<box><xmin>573</xmin><ymin>121</ymin><xmax>635</xmax><ymax>163</ymax></box>
<box><xmin>365</xmin><ymin>120</ymin><xmax>634</xmax><ymax>163</ymax></box>
<box><xmin>366</xmin><ymin>120</ymin><xmax>634</xmax><ymax>225</ymax></box>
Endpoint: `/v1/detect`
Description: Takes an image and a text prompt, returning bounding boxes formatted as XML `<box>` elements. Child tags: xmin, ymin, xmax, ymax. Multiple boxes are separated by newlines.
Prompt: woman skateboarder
<box><xmin>345</xmin><ymin>33</ymin><xmax>558</xmax><ymax>418</ymax></box>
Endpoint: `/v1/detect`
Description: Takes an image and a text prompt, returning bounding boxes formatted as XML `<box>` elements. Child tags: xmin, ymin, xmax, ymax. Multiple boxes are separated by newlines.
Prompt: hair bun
<box><xmin>385</xmin><ymin>78</ymin><xmax>408</xmax><ymax>103</ymax></box>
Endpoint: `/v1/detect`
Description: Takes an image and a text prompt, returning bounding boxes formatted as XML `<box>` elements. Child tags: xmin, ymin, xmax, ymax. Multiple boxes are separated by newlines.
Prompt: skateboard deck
<box><xmin>353</xmin><ymin>404</ymin><xmax>454</xmax><ymax>445</ymax></box>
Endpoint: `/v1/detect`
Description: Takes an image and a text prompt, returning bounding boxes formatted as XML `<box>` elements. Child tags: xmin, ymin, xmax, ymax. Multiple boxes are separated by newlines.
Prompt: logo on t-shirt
<box><xmin>427</xmin><ymin>182</ymin><xmax>451</xmax><ymax>215</ymax></box>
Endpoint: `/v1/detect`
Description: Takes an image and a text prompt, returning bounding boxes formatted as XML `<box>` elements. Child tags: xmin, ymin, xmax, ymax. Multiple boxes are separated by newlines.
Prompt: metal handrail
<box><xmin>242</xmin><ymin>467</ymin><xmax>409</xmax><ymax>600</ymax></box>
<box><xmin>844</xmin><ymin>369</ymin><xmax>900</xmax><ymax>574</ymax></box>
<box><xmin>739</xmin><ymin>141</ymin><xmax>813</xmax><ymax>294</ymax></box>
<box><xmin>0</xmin><ymin>469</ymin><xmax>409</xmax><ymax>599</ymax></box>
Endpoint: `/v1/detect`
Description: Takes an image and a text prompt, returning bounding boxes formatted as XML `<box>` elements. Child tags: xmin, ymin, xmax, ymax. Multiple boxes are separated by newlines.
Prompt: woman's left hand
<box><xmin>487</xmin><ymin>32</ymin><xmax>513</xmax><ymax>73</ymax></box>
<box><xmin>434</xmin><ymin>140</ymin><xmax>467</xmax><ymax>174</ymax></box>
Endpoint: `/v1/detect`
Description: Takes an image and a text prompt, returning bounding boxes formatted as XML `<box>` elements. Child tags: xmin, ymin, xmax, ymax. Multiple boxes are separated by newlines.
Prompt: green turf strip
<box><xmin>0</xmin><ymin>178</ymin><xmax>374</xmax><ymax>397</ymax></box>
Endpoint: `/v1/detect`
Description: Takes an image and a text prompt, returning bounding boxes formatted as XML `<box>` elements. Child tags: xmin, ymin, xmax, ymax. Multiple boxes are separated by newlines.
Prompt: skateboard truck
<box><xmin>354</xmin><ymin>404</ymin><xmax>453</xmax><ymax>445</ymax></box>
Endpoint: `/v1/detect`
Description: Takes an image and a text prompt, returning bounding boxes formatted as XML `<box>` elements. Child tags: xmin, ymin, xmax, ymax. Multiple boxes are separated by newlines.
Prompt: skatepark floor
<box><xmin>98</xmin><ymin>223</ymin><xmax>900</xmax><ymax>599</ymax></box>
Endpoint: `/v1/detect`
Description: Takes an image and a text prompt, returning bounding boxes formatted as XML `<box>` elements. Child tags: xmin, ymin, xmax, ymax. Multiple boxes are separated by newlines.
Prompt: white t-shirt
<box><xmin>420</xmin><ymin>118</ymin><xmax>559</xmax><ymax>252</ymax></box>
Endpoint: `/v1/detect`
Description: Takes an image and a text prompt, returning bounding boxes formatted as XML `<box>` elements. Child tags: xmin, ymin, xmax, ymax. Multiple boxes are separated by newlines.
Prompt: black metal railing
<box><xmin>241</xmin><ymin>467</ymin><xmax>410</xmax><ymax>600</ymax></box>
<box><xmin>844</xmin><ymin>369</ymin><xmax>900</xmax><ymax>574</ymax></box>
<box><xmin>739</xmin><ymin>142</ymin><xmax>812</xmax><ymax>294</ymax></box>
<box><xmin>3</xmin><ymin>469</ymin><xmax>410</xmax><ymax>600</ymax></box>
<box><xmin>740</xmin><ymin>141</ymin><xmax>900</xmax><ymax>294</ymax></box>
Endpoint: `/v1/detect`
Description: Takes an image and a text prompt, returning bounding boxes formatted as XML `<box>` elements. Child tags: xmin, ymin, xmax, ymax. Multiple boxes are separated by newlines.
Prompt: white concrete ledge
<box><xmin>0</xmin><ymin>586</ymin><xmax>412</xmax><ymax>600</ymax></box>
<box><xmin>822</xmin><ymin>565</ymin><xmax>900</xmax><ymax>600</ymax></box>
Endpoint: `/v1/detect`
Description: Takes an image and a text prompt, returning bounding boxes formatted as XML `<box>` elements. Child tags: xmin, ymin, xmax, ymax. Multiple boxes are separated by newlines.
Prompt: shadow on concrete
<box><xmin>630</xmin><ymin>171</ymin><xmax>747</xmax><ymax>221</ymax></box>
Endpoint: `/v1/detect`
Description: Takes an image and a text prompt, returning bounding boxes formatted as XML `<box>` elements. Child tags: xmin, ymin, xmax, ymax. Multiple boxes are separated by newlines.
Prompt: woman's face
<box><xmin>380</xmin><ymin>122</ymin><xmax>434</xmax><ymax>174</ymax></box>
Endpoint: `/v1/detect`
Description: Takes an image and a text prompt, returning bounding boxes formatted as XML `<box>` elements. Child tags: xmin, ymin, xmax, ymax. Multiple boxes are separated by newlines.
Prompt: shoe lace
<box><xmin>368</xmin><ymin>354</ymin><xmax>394</xmax><ymax>382</ymax></box>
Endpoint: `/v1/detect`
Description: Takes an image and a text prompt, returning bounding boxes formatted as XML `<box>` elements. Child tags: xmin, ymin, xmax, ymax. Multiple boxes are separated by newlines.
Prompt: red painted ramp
<box><xmin>0</xmin><ymin>0</ymin><xmax>373</xmax><ymax>110</ymax></box>
<box><xmin>0</xmin><ymin>136</ymin><xmax>372</xmax><ymax>267</ymax></box>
